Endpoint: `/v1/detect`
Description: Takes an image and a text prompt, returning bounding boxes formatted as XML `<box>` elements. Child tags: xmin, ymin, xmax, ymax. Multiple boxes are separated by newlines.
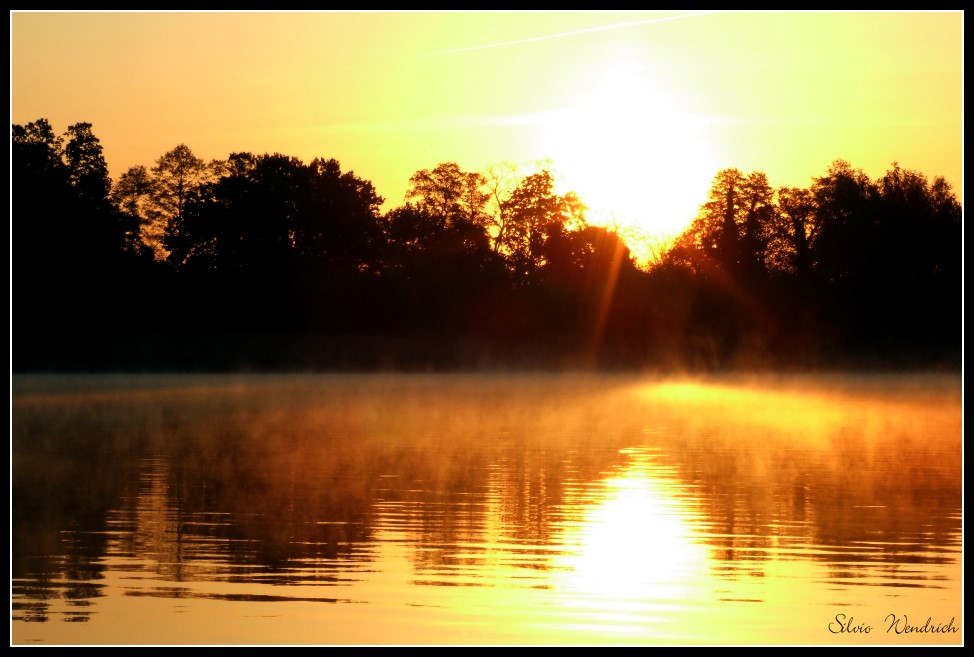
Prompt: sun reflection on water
<box><xmin>553</xmin><ymin>447</ymin><xmax>709</xmax><ymax>639</ymax></box>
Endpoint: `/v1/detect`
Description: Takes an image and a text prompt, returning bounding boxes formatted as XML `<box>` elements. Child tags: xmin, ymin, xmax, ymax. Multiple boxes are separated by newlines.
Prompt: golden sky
<box><xmin>10</xmin><ymin>10</ymin><xmax>963</xmax><ymax>240</ymax></box>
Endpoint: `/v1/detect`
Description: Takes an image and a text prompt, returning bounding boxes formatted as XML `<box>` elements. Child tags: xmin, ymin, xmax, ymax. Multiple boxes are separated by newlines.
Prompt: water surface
<box><xmin>11</xmin><ymin>373</ymin><xmax>963</xmax><ymax>645</ymax></box>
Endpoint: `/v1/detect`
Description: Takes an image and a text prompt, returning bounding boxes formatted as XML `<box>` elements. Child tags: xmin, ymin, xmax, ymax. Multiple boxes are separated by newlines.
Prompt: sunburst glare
<box><xmin>535</xmin><ymin>58</ymin><xmax>716</xmax><ymax>248</ymax></box>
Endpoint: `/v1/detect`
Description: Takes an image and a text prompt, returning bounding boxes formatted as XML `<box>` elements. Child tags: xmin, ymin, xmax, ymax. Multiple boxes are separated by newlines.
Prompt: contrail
<box><xmin>430</xmin><ymin>11</ymin><xmax>719</xmax><ymax>55</ymax></box>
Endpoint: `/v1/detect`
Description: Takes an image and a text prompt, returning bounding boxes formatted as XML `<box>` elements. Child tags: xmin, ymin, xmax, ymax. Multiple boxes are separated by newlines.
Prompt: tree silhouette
<box><xmin>13</xmin><ymin>119</ymin><xmax>156</xmax><ymax>370</ymax></box>
<box><xmin>672</xmin><ymin>168</ymin><xmax>777</xmax><ymax>282</ymax></box>
<box><xmin>165</xmin><ymin>152</ymin><xmax>294</xmax><ymax>273</ymax></box>
<box><xmin>64</xmin><ymin>123</ymin><xmax>111</xmax><ymax>204</ymax></box>
<box><xmin>808</xmin><ymin>159</ymin><xmax>878</xmax><ymax>287</ymax></box>
<box><xmin>13</xmin><ymin>119</ymin><xmax>70</xmax><ymax>270</ymax></box>
<box><xmin>162</xmin><ymin>152</ymin><xmax>385</xmax><ymax>277</ymax></box>
<box><xmin>391</xmin><ymin>162</ymin><xmax>495</xmax><ymax>279</ymax></box>
<box><xmin>497</xmin><ymin>169</ymin><xmax>586</xmax><ymax>281</ymax></box>
<box><xmin>13</xmin><ymin>119</ymin><xmax>132</xmax><ymax>270</ymax></box>
<box><xmin>296</xmin><ymin>157</ymin><xmax>385</xmax><ymax>274</ymax></box>
<box><xmin>110</xmin><ymin>165</ymin><xmax>155</xmax><ymax>258</ymax></box>
<box><xmin>149</xmin><ymin>144</ymin><xmax>212</xmax><ymax>261</ymax></box>
<box><xmin>406</xmin><ymin>162</ymin><xmax>491</xmax><ymax>232</ymax></box>
<box><xmin>772</xmin><ymin>186</ymin><xmax>817</xmax><ymax>278</ymax></box>
<box><xmin>875</xmin><ymin>162</ymin><xmax>961</xmax><ymax>283</ymax></box>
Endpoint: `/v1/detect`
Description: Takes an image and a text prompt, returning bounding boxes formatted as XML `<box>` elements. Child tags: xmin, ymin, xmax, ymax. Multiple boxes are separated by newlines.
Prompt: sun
<box><xmin>536</xmin><ymin>59</ymin><xmax>716</xmax><ymax>257</ymax></box>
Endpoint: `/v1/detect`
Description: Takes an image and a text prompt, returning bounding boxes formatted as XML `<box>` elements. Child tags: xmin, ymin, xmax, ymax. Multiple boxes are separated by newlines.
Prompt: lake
<box><xmin>11</xmin><ymin>373</ymin><xmax>963</xmax><ymax>645</ymax></box>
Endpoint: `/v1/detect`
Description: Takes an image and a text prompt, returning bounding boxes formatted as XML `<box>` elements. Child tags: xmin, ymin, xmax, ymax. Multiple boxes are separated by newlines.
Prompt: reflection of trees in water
<box><xmin>12</xmin><ymin>374</ymin><xmax>962</xmax><ymax>616</ymax></box>
<box><xmin>347</xmin><ymin>382</ymin><xmax>632</xmax><ymax>579</ymax></box>
<box><xmin>12</xmin><ymin>392</ymin><xmax>147</xmax><ymax>622</ymax></box>
<box><xmin>493</xmin><ymin>448</ymin><xmax>562</xmax><ymax>543</ymax></box>
<box><xmin>12</xmin><ymin>376</ymin><xmax>635</xmax><ymax>601</ymax></box>
<box><xmin>13</xmin><ymin>381</ymin><xmax>388</xmax><ymax>621</ymax></box>
<box><xmin>149</xmin><ymin>403</ymin><xmax>410</xmax><ymax>589</ymax></box>
<box><xmin>806</xmin><ymin>435</ymin><xmax>962</xmax><ymax>584</ymax></box>
<box><xmin>385</xmin><ymin>444</ymin><xmax>583</xmax><ymax>578</ymax></box>
<box><xmin>661</xmin><ymin>402</ymin><xmax>962</xmax><ymax>584</ymax></box>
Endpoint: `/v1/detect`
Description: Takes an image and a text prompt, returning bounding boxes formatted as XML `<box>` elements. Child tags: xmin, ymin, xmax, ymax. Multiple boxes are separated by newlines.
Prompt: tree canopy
<box><xmin>11</xmin><ymin>119</ymin><xmax>962</xmax><ymax>372</ymax></box>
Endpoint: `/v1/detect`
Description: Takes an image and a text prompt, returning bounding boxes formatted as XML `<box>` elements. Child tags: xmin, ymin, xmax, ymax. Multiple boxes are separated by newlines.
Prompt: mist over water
<box><xmin>11</xmin><ymin>373</ymin><xmax>962</xmax><ymax>645</ymax></box>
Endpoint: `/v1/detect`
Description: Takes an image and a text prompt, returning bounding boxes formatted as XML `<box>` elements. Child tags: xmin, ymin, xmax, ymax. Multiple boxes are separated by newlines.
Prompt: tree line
<box><xmin>12</xmin><ymin>119</ymin><xmax>962</xmax><ymax>371</ymax></box>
